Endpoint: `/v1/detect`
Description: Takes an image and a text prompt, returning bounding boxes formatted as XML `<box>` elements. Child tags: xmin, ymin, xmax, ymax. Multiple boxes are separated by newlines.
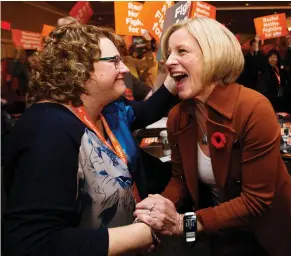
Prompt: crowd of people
<box><xmin>1</xmin><ymin>15</ymin><xmax>291</xmax><ymax>256</ymax></box>
<box><xmin>238</xmin><ymin>34</ymin><xmax>291</xmax><ymax>113</ymax></box>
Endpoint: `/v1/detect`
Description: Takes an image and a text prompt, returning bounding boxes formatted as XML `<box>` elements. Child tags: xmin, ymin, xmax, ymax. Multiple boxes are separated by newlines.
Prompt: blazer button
<box><xmin>236</xmin><ymin>180</ymin><xmax>241</xmax><ymax>184</ymax></box>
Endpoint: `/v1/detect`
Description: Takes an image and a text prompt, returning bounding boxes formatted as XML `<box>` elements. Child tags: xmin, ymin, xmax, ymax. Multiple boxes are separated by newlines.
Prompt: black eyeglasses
<box><xmin>99</xmin><ymin>55</ymin><xmax>123</xmax><ymax>69</ymax></box>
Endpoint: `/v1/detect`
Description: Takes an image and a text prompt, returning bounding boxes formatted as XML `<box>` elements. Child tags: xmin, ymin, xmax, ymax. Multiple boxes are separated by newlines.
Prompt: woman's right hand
<box><xmin>133</xmin><ymin>194</ymin><xmax>183</xmax><ymax>236</ymax></box>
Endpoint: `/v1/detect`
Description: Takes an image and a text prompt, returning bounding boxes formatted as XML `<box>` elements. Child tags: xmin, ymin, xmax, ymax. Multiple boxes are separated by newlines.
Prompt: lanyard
<box><xmin>66</xmin><ymin>104</ymin><xmax>141</xmax><ymax>202</ymax></box>
<box><xmin>273</xmin><ymin>67</ymin><xmax>281</xmax><ymax>85</ymax></box>
<box><xmin>69</xmin><ymin>105</ymin><xmax>128</xmax><ymax>165</ymax></box>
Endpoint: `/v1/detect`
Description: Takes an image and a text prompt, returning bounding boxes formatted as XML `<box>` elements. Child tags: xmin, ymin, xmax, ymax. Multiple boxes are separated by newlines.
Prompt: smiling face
<box><xmin>165</xmin><ymin>27</ymin><xmax>204</xmax><ymax>100</ymax></box>
<box><xmin>85</xmin><ymin>37</ymin><xmax>129</xmax><ymax>104</ymax></box>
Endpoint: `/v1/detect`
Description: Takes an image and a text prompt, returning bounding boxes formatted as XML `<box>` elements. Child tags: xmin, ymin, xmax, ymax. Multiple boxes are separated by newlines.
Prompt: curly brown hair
<box><xmin>27</xmin><ymin>22</ymin><xmax>117</xmax><ymax>106</ymax></box>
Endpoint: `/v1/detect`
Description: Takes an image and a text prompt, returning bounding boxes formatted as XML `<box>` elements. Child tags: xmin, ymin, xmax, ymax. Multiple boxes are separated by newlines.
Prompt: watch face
<box><xmin>184</xmin><ymin>214</ymin><xmax>196</xmax><ymax>242</ymax></box>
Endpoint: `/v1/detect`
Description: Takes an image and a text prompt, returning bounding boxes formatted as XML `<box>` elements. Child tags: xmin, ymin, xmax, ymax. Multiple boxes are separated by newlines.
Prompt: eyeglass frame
<box><xmin>99</xmin><ymin>55</ymin><xmax>123</xmax><ymax>69</ymax></box>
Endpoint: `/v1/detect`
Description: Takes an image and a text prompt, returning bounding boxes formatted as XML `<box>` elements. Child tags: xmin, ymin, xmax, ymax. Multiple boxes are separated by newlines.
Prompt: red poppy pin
<box><xmin>211</xmin><ymin>132</ymin><xmax>226</xmax><ymax>149</ymax></box>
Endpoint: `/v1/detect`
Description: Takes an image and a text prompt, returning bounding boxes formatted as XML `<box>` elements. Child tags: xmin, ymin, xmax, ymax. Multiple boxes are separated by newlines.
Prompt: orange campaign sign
<box><xmin>41</xmin><ymin>24</ymin><xmax>56</xmax><ymax>37</ymax></box>
<box><xmin>139</xmin><ymin>1</ymin><xmax>174</xmax><ymax>42</ymax></box>
<box><xmin>114</xmin><ymin>1</ymin><xmax>145</xmax><ymax>36</ymax></box>
<box><xmin>254</xmin><ymin>13</ymin><xmax>288</xmax><ymax>40</ymax></box>
<box><xmin>189</xmin><ymin>1</ymin><xmax>216</xmax><ymax>19</ymax></box>
<box><xmin>11</xmin><ymin>29</ymin><xmax>42</xmax><ymax>50</ymax></box>
<box><xmin>122</xmin><ymin>35</ymin><xmax>133</xmax><ymax>48</ymax></box>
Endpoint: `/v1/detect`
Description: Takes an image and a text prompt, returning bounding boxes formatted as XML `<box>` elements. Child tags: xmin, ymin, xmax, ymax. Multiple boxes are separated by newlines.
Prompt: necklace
<box><xmin>197</xmin><ymin>118</ymin><xmax>208</xmax><ymax>145</ymax></box>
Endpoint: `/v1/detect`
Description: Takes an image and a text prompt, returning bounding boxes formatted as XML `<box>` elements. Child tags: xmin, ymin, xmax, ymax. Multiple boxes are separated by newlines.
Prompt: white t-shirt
<box><xmin>197</xmin><ymin>144</ymin><xmax>221</xmax><ymax>205</ymax></box>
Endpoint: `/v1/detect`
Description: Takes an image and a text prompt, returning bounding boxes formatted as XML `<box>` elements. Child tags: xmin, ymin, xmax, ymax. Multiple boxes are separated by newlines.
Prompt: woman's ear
<box><xmin>84</xmin><ymin>74</ymin><xmax>94</xmax><ymax>89</ymax></box>
<box><xmin>88</xmin><ymin>71</ymin><xmax>97</xmax><ymax>82</ymax></box>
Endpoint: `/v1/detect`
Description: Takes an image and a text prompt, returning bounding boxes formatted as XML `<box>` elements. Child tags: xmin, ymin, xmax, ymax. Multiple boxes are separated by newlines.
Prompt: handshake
<box><xmin>133</xmin><ymin>194</ymin><xmax>201</xmax><ymax>252</ymax></box>
<box><xmin>134</xmin><ymin>194</ymin><xmax>184</xmax><ymax>238</ymax></box>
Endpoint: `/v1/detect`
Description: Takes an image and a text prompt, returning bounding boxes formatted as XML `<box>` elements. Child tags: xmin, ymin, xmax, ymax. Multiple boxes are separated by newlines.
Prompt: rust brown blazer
<box><xmin>162</xmin><ymin>83</ymin><xmax>291</xmax><ymax>255</ymax></box>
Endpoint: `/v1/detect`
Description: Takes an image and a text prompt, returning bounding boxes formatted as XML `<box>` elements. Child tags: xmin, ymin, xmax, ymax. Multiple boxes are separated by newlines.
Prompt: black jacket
<box><xmin>257</xmin><ymin>65</ymin><xmax>291</xmax><ymax>112</ymax></box>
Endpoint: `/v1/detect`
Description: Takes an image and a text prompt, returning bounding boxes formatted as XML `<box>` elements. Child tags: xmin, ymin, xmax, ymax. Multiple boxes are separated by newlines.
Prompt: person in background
<box><xmin>141</xmin><ymin>38</ymin><xmax>159</xmax><ymax>88</ymax></box>
<box><xmin>134</xmin><ymin>17</ymin><xmax>291</xmax><ymax>256</ymax></box>
<box><xmin>27</xmin><ymin>50</ymin><xmax>39</xmax><ymax>72</ymax></box>
<box><xmin>115</xmin><ymin>35</ymin><xmax>168</xmax><ymax>101</ymax></box>
<box><xmin>11</xmin><ymin>49</ymin><xmax>29</xmax><ymax>98</ymax></box>
<box><xmin>257</xmin><ymin>49</ymin><xmax>291</xmax><ymax>112</ymax></box>
<box><xmin>115</xmin><ymin>35</ymin><xmax>151</xmax><ymax>101</ymax></box>
<box><xmin>237</xmin><ymin>35</ymin><xmax>265</xmax><ymax>90</ymax></box>
<box><xmin>2</xmin><ymin>22</ymin><xmax>177</xmax><ymax>256</ymax></box>
<box><xmin>116</xmin><ymin>35</ymin><xmax>155</xmax><ymax>85</ymax></box>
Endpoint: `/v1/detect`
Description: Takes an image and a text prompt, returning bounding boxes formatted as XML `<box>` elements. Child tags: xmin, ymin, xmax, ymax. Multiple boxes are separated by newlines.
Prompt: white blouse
<box><xmin>197</xmin><ymin>144</ymin><xmax>221</xmax><ymax>205</ymax></box>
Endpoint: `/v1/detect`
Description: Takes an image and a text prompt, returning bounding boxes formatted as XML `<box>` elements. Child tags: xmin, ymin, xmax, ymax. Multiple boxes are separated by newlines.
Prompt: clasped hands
<box><xmin>134</xmin><ymin>194</ymin><xmax>183</xmax><ymax>237</ymax></box>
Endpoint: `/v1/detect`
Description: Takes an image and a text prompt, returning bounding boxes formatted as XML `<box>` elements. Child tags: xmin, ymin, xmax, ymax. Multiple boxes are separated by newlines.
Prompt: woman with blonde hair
<box><xmin>134</xmin><ymin>17</ymin><xmax>291</xmax><ymax>256</ymax></box>
<box><xmin>2</xmin><ymin>22</ymin><xmax>176</xmax><ymax>256</ymax></box>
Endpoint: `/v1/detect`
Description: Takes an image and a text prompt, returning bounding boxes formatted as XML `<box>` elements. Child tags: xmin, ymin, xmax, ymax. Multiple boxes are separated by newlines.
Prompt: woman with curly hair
<box><xmin>2</xmin><ymin>23</ymin><xmax>176</xmax><ymax>256</ymax></box>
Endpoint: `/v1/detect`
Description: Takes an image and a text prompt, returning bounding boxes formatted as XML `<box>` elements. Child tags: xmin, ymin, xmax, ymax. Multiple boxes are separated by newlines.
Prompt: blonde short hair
<box><xmin>161</xmin><ymin>17</ymin><xmax>244</xmax><ymax>87</ymax></box>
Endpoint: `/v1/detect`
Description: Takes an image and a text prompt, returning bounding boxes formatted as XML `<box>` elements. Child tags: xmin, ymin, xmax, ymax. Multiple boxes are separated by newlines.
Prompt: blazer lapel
<box><xmin>172</xmin><ymin>102</ymin><xmax>199</xmax><ymax>204</ymax></box>
<box><xmin>207</xmin><ymin>108</ymin><xmax>238</xmax><ymax>188</ymax></box>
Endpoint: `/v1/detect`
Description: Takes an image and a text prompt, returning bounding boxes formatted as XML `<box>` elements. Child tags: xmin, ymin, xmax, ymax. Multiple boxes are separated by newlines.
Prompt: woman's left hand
<box><xmin>134</xmin><ymin>194</ymin><xmax>181</xmax><ymax>236</ymax></box>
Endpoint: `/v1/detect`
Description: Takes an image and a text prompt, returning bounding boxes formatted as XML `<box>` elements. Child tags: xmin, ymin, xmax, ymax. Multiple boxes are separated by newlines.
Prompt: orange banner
<box><xmin>114</xmin><ymin>2</ymin><xmax>144</xmax><ymax>36</ymax></box>
<box><xmin>11</xmin><ymin>29</ymin><xmax>42</xmax><ymax>50</ymax></box>
<box><xmin>41</xmin><ymin>24</ymin><xmax>56</xmax><ymax>37</ymax></box>
<box><xmin>139</xmin><ymin>1</ymin><xmax>174</xmax><ymax>42</ymax></box>
<box><xmin>189</xmin><ymin>1</ymin><xmax>216</xmax><ymax>19</ymax></box>
<box><xmin>254</xmin><ymin>13</ymin><xmax>288</xmax><ymax>40</ymax></box>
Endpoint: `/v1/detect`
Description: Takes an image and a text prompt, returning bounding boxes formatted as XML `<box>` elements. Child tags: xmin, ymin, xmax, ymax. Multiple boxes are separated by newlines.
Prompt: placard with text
<box><xmin>139</xmin><ymin>1</ymin><xmax>174</xmax><ymax>42</ymax></box>
<box><xmin>156</xmin><ymin>1</ymin><xmax>216</xmax><ymax>60</ymax></box>
<box><xmin>254</xmin><ymin>13</ymin><xmax>288</xmax><ymax>40</ymax></box>
<box><xmin>156</xmin><ymin>1</ymin><xmax>192</xmax><ymax>60</ymax></box>
<box><xmin>114</xmin><ymin>1</ymin><xmax>145</xmax><ymax>36</ymax></box>
<box><xmin>69</xmin><ymin>1</ymin><xmax>93</xmax><ymax>24</ymax></box>
<box><xmin>11</xmin><ymin>29</ymin><xmax>42</xmax><ymax>50</ymax></box>
<box><xmin>189</xmin><ymin>1</ymin><xmax>216</xmax><ymax>19</ymax></box>
<box><xmin>164</xmin><ymin>1</ymin><xmax>192</xmax><ymax>31</ymax></box>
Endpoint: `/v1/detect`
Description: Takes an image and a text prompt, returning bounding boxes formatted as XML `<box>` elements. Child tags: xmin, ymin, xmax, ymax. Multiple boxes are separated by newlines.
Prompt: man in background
<box><xmin>237</xmin><ymin>35</ymin><xmax>265</xmax><ymax>90</ymax></box>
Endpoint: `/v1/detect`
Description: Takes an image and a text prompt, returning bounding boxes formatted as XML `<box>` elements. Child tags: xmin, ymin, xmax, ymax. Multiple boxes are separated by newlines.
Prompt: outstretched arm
<box><xmin>129</xmin><ymin>75</ymin><xmax>176</xmax><ymax>131</ymax></box>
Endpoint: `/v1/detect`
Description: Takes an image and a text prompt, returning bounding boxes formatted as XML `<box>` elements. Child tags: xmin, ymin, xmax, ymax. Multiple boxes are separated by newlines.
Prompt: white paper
<box><xmin>146</xmin><ymin>117</ymin><xmax>168</xmax><ymax>129</ymax></box>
